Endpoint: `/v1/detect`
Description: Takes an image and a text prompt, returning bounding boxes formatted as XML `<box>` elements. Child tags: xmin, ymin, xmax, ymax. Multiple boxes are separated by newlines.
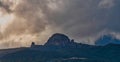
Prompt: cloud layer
<box><xmin>0</xmin><ymin>0</ymin><xmax>120</xmax><ymax>48</ymax></box>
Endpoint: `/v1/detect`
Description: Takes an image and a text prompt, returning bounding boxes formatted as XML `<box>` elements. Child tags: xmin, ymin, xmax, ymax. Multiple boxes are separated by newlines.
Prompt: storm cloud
<box><xmin>0</xmin><ymin>0</ymin><xmax>120</xmax><ymax>48</ymax></box>
<box><xmin>45</xmin><ymin>0</ymin><xmax>120</xmax><ymax>38</ymax></box>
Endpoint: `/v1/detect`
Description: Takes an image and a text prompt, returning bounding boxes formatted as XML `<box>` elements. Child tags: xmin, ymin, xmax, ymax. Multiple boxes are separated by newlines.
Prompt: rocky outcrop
<box><xmin>30</xmin><ymin>33</ymin><xmax>81</xmax><ymax>48</ymax></box>
<box><xmin>44</xmin><ymin>33</ymin><xmax>91</xmax><ymax>48</ymax></box>
<box><xmin>44</xmin><ymin>33</ymin><xmax>71</xmax><ymax>47</ymax></box>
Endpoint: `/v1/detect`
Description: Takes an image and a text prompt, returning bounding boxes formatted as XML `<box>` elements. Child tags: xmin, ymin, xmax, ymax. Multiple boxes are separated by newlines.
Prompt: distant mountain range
<box><xmin>0</xmin><ymin>33</ymin><xmax>120</xmax><ymax>62</ymax></box>
<box><xmin>95</xmin><ymin>34</ymin><xmax>120</xmax><ymax>46</ymax></box>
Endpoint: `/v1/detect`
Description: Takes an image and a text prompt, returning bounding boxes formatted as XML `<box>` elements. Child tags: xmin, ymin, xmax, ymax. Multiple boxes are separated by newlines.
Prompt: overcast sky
<box><xmin>0</xmin><ymin>0</ymin><xmax>120</xmax><ymax>49</ymax></box>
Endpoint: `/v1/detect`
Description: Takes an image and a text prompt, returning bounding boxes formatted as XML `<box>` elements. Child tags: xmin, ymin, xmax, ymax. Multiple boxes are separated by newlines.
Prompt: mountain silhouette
<box><xmin>31</xmin><ymin>33</ymin><xmax>91</xmax><ymax>49</ymax></box>
<box><xmin>45</xmin><ymin>33</ymin><xmax>71</xmax><ymax>47</ymax></box>
<box><xmin>95</xmin><ymin>34</ymin><xmax>120</xmax><ymax>46</ymax></box>
<box><xmin>0</xmin><ymin>33</ymin><xmax>120</xmax><ymax>62</ymax></box>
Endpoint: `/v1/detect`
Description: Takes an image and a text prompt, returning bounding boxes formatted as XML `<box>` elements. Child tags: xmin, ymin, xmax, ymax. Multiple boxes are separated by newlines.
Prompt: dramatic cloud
<box><xmin>0</xmin><ymin>0</ymin><xmax>120</xmax><ymax>48</ymax></box>
<box><xmin>46</xmin><ymin>0</ymin><xmax>120</xmax><ymax>38</ymax></box>
<box><xmin>0</xmin><ymin>1</ymin><xmax>12</xmax><ymax>13</ymax></box>
<box><xmin>0</xmin><ymin>0</ymin><xmax>49</xmax><ymax>48</ymax></box>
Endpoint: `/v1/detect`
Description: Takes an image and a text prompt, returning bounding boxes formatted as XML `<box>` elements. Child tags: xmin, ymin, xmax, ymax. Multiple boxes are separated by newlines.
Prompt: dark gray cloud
<box><xmin>0</xmin><ymin>1</ymin><xmax>12</xmax><ymax>13</ymax></box>
<box><xmin>45</xmin><ymin>0</ymin><xmax>120</xmax><ymax>38</ymax></box>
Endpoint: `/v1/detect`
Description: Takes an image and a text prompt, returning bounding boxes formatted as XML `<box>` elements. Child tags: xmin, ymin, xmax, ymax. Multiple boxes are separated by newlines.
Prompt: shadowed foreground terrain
<box><xmin>0</xmin><ymin>33</ymin><xmax>120</xmax><ymax>62</ymax></box>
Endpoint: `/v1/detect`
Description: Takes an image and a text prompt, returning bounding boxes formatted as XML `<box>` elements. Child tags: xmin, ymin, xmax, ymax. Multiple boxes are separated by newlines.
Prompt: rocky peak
<box><xmin>44</xmin><ymin>33</ymin><xmax>71</xmax><ymax>47</ymax></box>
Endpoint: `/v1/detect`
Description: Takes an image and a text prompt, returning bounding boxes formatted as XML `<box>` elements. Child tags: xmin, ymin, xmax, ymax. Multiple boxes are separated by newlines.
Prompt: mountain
<box><xmin>95</xmin><ymin>34</ymin><xmax>120</xmax><ymax>46</ymax></box>
<box><xmin>44</xmin><ymin>33</ymin><xmax>91</xmax><ymax>48</ymax></box>
<box><xmin>45</xmin><ymin>33</ymin><xmax>71</xmax><ymax>47</ymax></box>
<box><xmin>0</xmin><ymin>33</ymin><xmax>120</xmax><ymax>62</ymax></box>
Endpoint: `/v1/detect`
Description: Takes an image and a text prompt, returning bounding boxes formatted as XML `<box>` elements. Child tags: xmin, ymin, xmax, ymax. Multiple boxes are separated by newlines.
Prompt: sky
<box><xmin>0</xmin><ymin>0</ymin><xmax>120</xmax><ymax>49</ymax></box>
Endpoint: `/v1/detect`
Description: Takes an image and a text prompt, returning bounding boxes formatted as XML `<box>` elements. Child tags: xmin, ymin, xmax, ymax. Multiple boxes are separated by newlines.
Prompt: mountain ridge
<box><xmin>0</xmin><ymin>33</ymin><xmax>120</xmax><ymax>62</ymax></box>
